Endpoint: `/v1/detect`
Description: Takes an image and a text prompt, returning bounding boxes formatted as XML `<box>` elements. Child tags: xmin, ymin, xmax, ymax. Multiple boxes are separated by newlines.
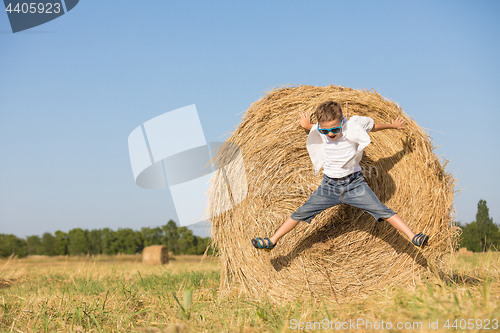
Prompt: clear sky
<box><xmin>1</xmin><ymin>1</ymin><xmax>499</xmax><ymax>238</ymax></box>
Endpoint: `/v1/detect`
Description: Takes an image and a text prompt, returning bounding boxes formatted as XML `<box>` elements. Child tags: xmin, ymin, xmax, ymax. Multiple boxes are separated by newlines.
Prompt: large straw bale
<box><xmin>209</xmin><ymin>85</ymin><xmax>457</xmax><ymax>302</ymax></box>
<box><xmin>142</xmin><ymin>245</ymin><xmax>169</xmax><ymax>265</ymax></box>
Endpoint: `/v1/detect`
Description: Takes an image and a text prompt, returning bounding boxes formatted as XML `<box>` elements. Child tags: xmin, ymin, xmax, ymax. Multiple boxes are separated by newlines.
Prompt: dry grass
<box><xmin>0</xmin><ymin>253</ymin><xmax>498</xmax><ymax>332</ymax></box>
<box><xmin>209</xmin><ymin>85</ymin><xmax>457</xmax><ymax>303</ymax></box>
<box><xmin>0</xmin><ymin>254</ymin><xmax>220</xmax><ymax>332</ymax></box>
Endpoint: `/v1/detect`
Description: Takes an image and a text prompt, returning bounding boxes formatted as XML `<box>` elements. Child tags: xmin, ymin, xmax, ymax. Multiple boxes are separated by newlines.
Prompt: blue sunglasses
<box><xmin>317</xmin><ymin>118</ymin><xmax>344</xmax><ymax>135</ymax></box>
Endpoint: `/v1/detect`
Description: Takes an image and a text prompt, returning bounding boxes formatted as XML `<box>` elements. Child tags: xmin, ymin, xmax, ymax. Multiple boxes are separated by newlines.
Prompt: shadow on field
<box><xmin>270</xmin><ymin>138</ymin><xmax>430</xmax><ymax>271</ymax></box>
<box><xmin>0</xmin><ymin>278</ymin><xmax>15</xmax><ymax>289</ymax></box>
<box><xmin>433</xmin><ymin>271</ymin><xmax>482</xmax><ymax>286</ymax></box>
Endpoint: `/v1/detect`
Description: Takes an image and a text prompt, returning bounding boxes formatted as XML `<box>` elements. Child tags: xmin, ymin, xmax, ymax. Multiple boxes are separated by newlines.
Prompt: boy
<box><xmin>251</xmin><ymin>101</ymin><xmax>429</xmax><ymax>251</ymax></box>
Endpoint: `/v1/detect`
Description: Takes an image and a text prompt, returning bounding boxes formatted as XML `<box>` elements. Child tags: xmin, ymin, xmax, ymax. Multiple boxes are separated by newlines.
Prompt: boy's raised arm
<box><xmin>300</xmin><ymin>112</ymin><xmax>313</xmax><ymax>131</ymax></box>
<box><xmin>371</xmin><ymin>116</ymin><xmax>406</xmax><ymax>132</ymax></box>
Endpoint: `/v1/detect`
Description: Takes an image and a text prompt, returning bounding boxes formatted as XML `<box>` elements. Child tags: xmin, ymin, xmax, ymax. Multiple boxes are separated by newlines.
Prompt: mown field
<box><xmin>0</xmin><ymin>252</ymin><xmax>499</xmax><ymax>332</ymax></box>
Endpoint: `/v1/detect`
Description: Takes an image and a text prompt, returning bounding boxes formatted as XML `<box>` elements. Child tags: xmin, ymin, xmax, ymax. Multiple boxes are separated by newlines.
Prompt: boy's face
<box><xmin>319</xmin><ymin>118</ymin><xmax>343</xmax><ymax>141</ymax></box>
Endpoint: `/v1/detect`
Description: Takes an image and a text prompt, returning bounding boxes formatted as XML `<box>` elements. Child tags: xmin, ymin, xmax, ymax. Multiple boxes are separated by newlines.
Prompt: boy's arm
<box><xmin>371</xmin><ymin>116</ymin><xmax>406</xmax><ymax>132</ymax></box>
<box><xmin>300</xmin><ymin>112</ymin><xmax>313</xmax><ymax>131</ymax></box>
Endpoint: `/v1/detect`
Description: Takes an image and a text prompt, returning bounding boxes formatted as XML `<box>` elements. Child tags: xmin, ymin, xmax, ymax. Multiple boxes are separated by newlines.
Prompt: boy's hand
<box><xmin>300</xmin><ymin>112</ymin><xmax>313</xmax><ymax>131</ymax></box>
<box><xmin>392</xmin><ymin>117</ymin><xmax>406</xmax><ymax>130</ymax></box>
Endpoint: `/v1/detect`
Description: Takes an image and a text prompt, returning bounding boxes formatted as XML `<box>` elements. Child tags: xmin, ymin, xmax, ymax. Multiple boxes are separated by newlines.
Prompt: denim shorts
<box><xmin>290</xmin><ymin>171</ymin><xmax>396</xmax><ymax>223</ymax></box>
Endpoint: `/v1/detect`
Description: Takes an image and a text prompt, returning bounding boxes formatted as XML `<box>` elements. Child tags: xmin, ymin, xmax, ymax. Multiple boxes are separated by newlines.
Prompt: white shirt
<box><xmin>322</xmin><ymin>132</ymin><xmax>362</xmax><ymax>178</ymax></box>
<box><xmin>306</xmin><ymin>116</ymin><xmax>374</xmax><ymax>176</ymax></box>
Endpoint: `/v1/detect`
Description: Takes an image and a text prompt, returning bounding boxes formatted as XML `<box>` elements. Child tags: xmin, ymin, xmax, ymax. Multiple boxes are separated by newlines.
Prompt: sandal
<box><xmin>251</xmin><ymin>237</ymin><xmax>275</xmax><ymax>252</ymax></box>
<box><xmin>412</xmin><ymin>233</ymin><xmax>429</xmax><ymax>247</ymax></box>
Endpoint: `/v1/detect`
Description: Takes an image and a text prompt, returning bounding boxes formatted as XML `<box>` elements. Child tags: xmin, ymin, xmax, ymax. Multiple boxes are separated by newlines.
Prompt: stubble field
<box><xmin>0</xmin><ymin>252</ymin><xmax>499</xmax><ymax>332</ymax></box>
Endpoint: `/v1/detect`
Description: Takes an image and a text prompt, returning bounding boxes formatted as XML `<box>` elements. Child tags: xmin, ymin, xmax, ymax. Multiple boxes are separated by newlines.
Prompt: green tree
<box><xmin>141</xmin><ymin>227</ymin><xmax>163</xmax><ymax>247</ymax></box>
<box><xmin>135</xmin><ymin>230</ymin><xmax>144</xmax><ymax>253</ymax></box>
<box><xmin>0</xmin><ymin>234</ymin><xmax>27</xmax><ymax>258</ymax></box>
<box><xmin>460</xmin><ymin>200</ymin><xmax>500</xmax><ymax>252</ymax></box>
<box><xmin>196</xmin><ymin>237</ymin><xmax>214</xmax><ymax>255</ymax></box>
<box><xmin>162</xmin><ymin>220</ymin><xmax>180</xmax><ymax>254</ymax></box>
<box><xmin>87</xmin><ymin>229</ymin><xmax>103</xmax><ymax>255</ymax></box>
<box><xmin>458</xmin><ymin>221</ymin><xmax>479</xmax><ymax>252</ymax></box>
<box><xmin>114</xmin><ymin>228</ymin><xmax>141</xmax><ymax>254</ymax></box>
<box><xmin>68</xmin><ymin>228</ymin><xmax>89</xmax><ymax>255</ymax></box>
<box><xmin>178</xmin><ymin>227</ymin><xmax>197</xmax><ymax>254</ymax></box>
<box><xmin>54</xmin><ymin>230</ymin><xmax>68</xmax><ymax>255</ymax></box>
<box><xmin>101</xmin><ymin>228</ymin><xmax>117</xmax><ymax>255</ymax></box>
<box><xmin>158</xmin><ymin>220</ymin><xmax>213</xmax><ymax>255</ymax></box>
<box><xmin>40</xmin><ymin>232</ymin><xmax>58</xmax><ymax>256</ymax></box>
<box><xmin>26</xmin><ymin>235</ymin><xmax>42</xmax><ymax>255</ymax></box>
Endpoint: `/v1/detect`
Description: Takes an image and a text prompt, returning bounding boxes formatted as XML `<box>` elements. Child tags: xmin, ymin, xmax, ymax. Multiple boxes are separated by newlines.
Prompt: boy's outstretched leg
<box><xmin>383</xmin><ymin>214</ymin><xmax>415</xmax><ymax>239</ymax></box>
<box><xmin>383</xmin><ymin>214</ymin><xmax>429</xmax><ymax>247</ymax></box>
<box><xmin>270</xmin><ymin>217</ymin><xmax>300</xmax><ymax>245</ymax></box>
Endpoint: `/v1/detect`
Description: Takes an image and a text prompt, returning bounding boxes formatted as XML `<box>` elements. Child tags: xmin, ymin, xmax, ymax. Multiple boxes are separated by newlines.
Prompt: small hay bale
<box><xmin>209</xmin><ymin>85</ymin><xmax>457</xmax><ymax>303</ymax></box>
<box><xmin>142</xmin><ymin>245</ymin><xmax>169</xmax><ymax>265</ymax></box>
<box><xmin>458</xmin><ymin>247</ymin><xmax>472</xmax><ymax>256</ymax></box>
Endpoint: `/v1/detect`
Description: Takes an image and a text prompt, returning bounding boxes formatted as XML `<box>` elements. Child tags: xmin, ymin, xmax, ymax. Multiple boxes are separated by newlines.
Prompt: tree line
<box><xmin>458</xmin><ymin>199</ymin><xmax>500</xmax><ymax>252</ymax></box>
<box><xmin>0</xmin><ymin>220</ymin><xmax>214</xmax><ymax>258</ymax></box>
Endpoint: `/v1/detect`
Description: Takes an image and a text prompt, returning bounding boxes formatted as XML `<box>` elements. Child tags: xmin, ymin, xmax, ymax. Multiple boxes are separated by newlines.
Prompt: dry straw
<box><xmin>142</xmin><ymin>245</ymin><xmax>169</xmax><ymax>265</ymax></box>
<box><xmin>208</xmin><ymin>85</ymin><xmax>458</xmax><ymax>303</ymax></box>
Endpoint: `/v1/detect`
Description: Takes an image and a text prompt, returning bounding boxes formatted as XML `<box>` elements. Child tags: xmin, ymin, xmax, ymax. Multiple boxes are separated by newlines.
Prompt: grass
<box><xmin>0</xmin><ymin>252</ymin><xmax>499</xmax><ymax>332</ymax></box>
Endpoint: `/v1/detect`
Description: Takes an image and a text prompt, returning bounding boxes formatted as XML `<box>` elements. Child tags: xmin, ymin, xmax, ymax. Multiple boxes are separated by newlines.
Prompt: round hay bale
<box><xmin>209</xmin><ymin>85</ymin><xmax>457</xmax><ymax>302</ymax></box>
<box><xmin>142</xmin><ymin>245</ymin><xmax>169</xmax><ymax>265</ymax></box>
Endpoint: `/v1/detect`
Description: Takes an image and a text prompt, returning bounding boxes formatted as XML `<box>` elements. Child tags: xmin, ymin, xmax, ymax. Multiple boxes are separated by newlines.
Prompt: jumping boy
<box><xmin>251</xmin><ymin>101</ymin><xmax>429</xmax><ymax>251</ymax></box>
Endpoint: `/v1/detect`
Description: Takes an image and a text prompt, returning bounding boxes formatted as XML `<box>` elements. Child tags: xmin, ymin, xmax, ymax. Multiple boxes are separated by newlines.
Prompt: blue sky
<box><xmin>1</xmin><ymin>1</ymin><xmax>499</xmax><ymax>238</ymax></box>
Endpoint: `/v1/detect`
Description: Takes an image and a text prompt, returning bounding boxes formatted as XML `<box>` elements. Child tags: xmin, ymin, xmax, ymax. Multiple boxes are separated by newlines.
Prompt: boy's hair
<box><xmin>315</xmin><ymin>101</ymin><xmax>343</xmax><ymax>123</ymax></box>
